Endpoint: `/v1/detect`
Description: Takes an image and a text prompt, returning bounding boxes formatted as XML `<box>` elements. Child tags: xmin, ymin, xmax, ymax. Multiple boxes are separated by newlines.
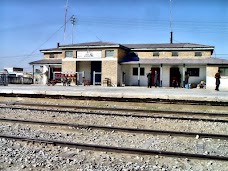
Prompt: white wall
<box><xmin>187</xmin><ymin>66</ymin><xmax>206</xmax><ymax>85</ymax></box>
<box><xmin>162</xmin><ymin>66</ymin><xmax>170</xmax><ymax>87</ymax></box>
<box><xmin>122</xmin><ymin>64</ymin><xmax>156</xmax><ymax>86</ymax></box>
<box><xmin>77</xmin><ymin>61</ymin><xmax>91</xmax><ymax>80</ymax></box>
<box><xmin>159</xmin><ymin>65</ymin><xmax>206</xmax><ymax>87</ymax></box>
<box><xmin>117</xmin><ymin>64</ymin><xmax>122</xmax><ymax>86</ymax></box>
<box><xmin>121</xmin><ymin>64</ymin><xmax>207</xmax><ymax>87</ymax></box>
<box><xmin>42</xmin><ymin>65</ymin><xmax>49</xmax><ymax>85</ymax></box>
<box><xmin>207</xmin><ymin>76</ymin><xmax>228</xmax><ymax>90</ymax></box>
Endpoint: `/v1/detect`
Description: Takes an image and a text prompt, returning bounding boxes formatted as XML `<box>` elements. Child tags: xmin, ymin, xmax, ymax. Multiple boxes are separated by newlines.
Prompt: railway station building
<box><xmin>30</xmin><ymin>41</ymin><xmax>228</xmax><ymax>90</ymax></box>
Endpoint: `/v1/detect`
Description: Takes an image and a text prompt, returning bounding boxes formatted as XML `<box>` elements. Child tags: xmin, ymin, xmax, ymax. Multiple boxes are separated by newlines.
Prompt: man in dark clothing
<box><xmin>147</xmin><ymin>71</ymin><xmax>152</xmax><ymax>88</ymax></box>
<box><xmin>154</xmin><ymin>70</ymin><xmax>159</xmax><ymax>88</ymax></box>
<box><xmin>215</xmin><ymin>70</ymin><xmax>221</xmax><ymax>91</ymax></box>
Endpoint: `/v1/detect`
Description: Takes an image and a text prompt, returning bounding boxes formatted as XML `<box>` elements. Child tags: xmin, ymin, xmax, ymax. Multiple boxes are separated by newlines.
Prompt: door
<box><xmin>170</xmin><ymin>67</ymin><xmax>181</xmax><ymax>87</ymax></box>
<box><xmin>150</xmin><ymin>67</ymin><xmax>160</xmax><ymax>86</ymax></box>
<box><xmin>91</xmin><ymin>61</ymin><xmax>101</xmax><ymax>85</ymax></box>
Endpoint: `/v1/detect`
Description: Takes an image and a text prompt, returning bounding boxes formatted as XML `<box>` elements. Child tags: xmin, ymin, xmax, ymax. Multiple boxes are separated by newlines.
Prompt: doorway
<box><xmin>170</xmin><ymin>67</ymin><xmax>181</xmax><ymax>87</ymax></box>
<box><xmin>150</xmin><ymin>67</ymin><xmax>160</xmax><ymax>86</ymax></box>
<box><xmin>91</xmin><ymin>61</ymin><xmax>101</xmax><ymax>85</ymax></box>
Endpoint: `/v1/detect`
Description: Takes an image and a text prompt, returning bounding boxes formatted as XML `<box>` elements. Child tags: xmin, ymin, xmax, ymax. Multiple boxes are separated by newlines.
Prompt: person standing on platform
<box><xmin>215</xmin><ymin>70</ymin><xmax>221</xmax><ymax>91</ymax></box>
<box><xmin>147</xmin><ymin>70</ymin><xmax>152</xmax><ymax>88</ymax></box>
<box><xmin>184</xmin><ymin>71</ymin><xmax>189</xmax><ymax>89</ymax></box>
<box><xmin>154</xmin><ymin>70</ymin><xmax>159</xmax><ymax>88</ymax></box>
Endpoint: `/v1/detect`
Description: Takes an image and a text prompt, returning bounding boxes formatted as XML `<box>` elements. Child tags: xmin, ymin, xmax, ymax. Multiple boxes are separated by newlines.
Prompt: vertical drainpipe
<box><xmin>160</xmin><ymin>64</ymin><xmax>163</xmax><ymax>87</ymax></box>
<box><xmin>183</xmin><ymin>64</ymin><xmax>186</xmax><ymax>87</ymax></box>
<box><xmin>93</xmin><ymin>71</ymin><xmax>95</xmax><ymax>86</ymax></box>
<box><xmin>138</xmin><ymin>63</ymin><xmax>140</xmax><ymax>86</ymax></box>
<box><xmin>48</xmin><ymin>65</ymin><xmax>50</xmax><ymax>80</ymax></box>
<box><xmin>32</xmin><ymin>65</ymin><xmax>34</xmax><ymax>84</ymax></box>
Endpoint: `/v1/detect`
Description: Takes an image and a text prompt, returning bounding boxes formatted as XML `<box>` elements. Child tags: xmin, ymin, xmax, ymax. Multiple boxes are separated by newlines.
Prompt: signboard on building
<box><xmin>77</xmin><ymin>51</ymin><xmax>102</xmax><ymax>58</ymax></box>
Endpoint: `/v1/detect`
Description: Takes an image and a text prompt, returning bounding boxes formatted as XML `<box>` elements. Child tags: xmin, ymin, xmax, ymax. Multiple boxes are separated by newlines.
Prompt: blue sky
<box><xmin>0</xmin><ymin>0</ymin><xmax>228</xmax><ymax>71</ymax></box>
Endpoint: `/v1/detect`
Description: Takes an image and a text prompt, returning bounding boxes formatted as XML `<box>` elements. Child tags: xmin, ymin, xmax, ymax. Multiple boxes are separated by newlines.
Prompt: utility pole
<box><xmin>71</xmin><ymin>15</ymin><xmax>76</xmax><ymax>44</ymax></box>
<box><xmin>64</xmin><ymin>0</ymin><xmax>68</xmax><ymax>43</ymax></box>
<box><xmin>170</xmin><ymin>0</ymin><xmax>173</xmax><ymax>43</ymax></box>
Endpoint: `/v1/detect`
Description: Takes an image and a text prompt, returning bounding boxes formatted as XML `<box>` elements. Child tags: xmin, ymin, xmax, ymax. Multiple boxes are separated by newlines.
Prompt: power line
<box><xmin>0</xmin><ymin>53</ymin><xmax>41</xmax><ymax>59</ymax></box>
<box><xmin>13</xmin><ymin>17</ymin><xmax>72</xmax><ymax>65</ymax></box>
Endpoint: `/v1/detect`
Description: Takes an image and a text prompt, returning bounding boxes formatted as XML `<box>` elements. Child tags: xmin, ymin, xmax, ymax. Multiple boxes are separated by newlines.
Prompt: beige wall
<box><xmin>62</xmin><ymin>50</ymin><xmax>77</xmax><ymax>58</ymax></box>
<box><xmin>206</xmin><ymin>66</ymin><xmax>218</xmax><ymax>90</ymax></box>
<box><xmin>102</xmin><ymin>60</ymin><xmax>118</xmax><ymax>86</ymax></box>
<box><xmin>135</xmin><ymin>51</ymin><xmax>211</xmax><ymax>58</ymax></box>
<box><xmin>62</xmin><ymin>61</ymin><xmax>76</xmax><ymax>73</ymax></box>
<box><xmin>207</xmin><ymin>66</ymin><xmax>218</xmax><ymax>77</ymax></box>
<box><xmin>43</xmin><ymin>53</ymin><xmax>63</xmax><ymax>59</ymax></box>
<box><xmin>101</xmin><ymin>49</ymin><xmax>118</xmax><ymax>58</ymax></box>
<box><xmin>206</xmin><ymin>66</ymin><xmax>228</xmax><ymax>90</ymax></box>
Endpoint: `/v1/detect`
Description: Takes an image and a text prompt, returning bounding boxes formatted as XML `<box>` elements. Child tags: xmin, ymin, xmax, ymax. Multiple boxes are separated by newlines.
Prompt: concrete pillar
<box><xmin>42</xmin><ymin>65</ymin><xmax>49</xmax><ymax>85</ymax></box>
<box><xmin>32</xmin><ymin>65</ymin><xmax>34</xmax><ymax>84</ymax></box>
<box><xmin>182</xmin><ymin>64</ymin><xmax>186</xmax><ymax>87</ymax></box>
<box><xmin>160</xmin><ymin>64</ymin><xmax>163</xmax><ymax>87</ymax></box>
<box><xmin>93</xmin><ymin>71</ymin><xmax>95</xmax><ymax>86</ymax></box>
<box><xmin>138</xmin><ymin>63</ymin><xmax>140</xmax><ymax>86</ymax></box>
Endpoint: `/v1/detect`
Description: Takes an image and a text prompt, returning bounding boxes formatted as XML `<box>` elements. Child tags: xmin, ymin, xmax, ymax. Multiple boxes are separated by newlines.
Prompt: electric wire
<box><xmin>12</xmin><ymin>17</ymin><xmax>72</xmax><ymax>65</ymax></box>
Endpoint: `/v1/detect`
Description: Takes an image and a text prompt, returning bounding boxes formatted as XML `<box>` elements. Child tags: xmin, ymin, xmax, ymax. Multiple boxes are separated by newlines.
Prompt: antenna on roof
<box><xmin>64</xmin><ymin>0</ymin><xmax>69</xmax><ymax>43</ymax></box>
<box><xmin>169</xmin><ymin>0</ymin><xmax>173</xmax><ymax>44</ymax></box>
<box><xmin>96</xmin><ymin>36</ymin><xmax>102</xmax><ymax>41</ymax></box>
<box><xmin>71</xmin><ymin>15</ymin><xmax>76</xmax><ymax>44</ymax></box>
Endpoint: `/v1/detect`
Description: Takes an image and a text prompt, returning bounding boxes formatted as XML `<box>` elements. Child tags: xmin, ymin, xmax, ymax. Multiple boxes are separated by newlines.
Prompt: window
<box><xmin>133</xmin><ymin>67</ymin><xmax>145</xmax><ymax>76</ymax></box>
<box><xmin>105</xmin><ymin>50</ymin><xmax>114</xmax><ymax>57</ymax></box>
<box><xmin>133</xmin><ymin>68</ymin><xmax>138</xmax><ymax>76</ymax></box>
<box><xmin>195</xmin><ymin>52</ymin><xmax>202</xmax><ymax>56</ymax></box>
<box><xmin>172</xmin><ymin>51</ymin><xmax>178</xmax><ymax>56</ymax></box>
<box><xmin>140</xmin><ymin>68</ymin><xmax>145</xmax><ymax>76</ymax></box>
<box><xmin>187</xmin><ymin>68</ymin><xmax>200</xmax><ymax>76</ymax></box>
<box><xmin>49</xmin><ymin>54</ymin><xmax>55</xmax><ymax>58</ymax></box>
<box><xmin>219</xmin><ymin>67</ymin><xmax>228</xmax><ymax>76</ymax></box>
<box><xmin>153</xmin><ymin>52</ymin><xmax>159</xmax><ymax>57</ymax></box>
<box><xmin>65</xmin><ymin>51</ymin><xmax>73</xmax><ymax>58</ymax></box>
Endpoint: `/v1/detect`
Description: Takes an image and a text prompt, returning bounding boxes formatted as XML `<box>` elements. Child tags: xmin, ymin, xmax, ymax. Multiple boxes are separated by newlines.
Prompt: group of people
<box><xmin>146</xmin><ymin>69</ymin><xmax>221</xmax><ymax>91</ymax></box>
<box><xmin>147</xmin><ymin>70</ymin><xmax>159</xmax><ymax>88</ymax></box>
<box><xmin>62</xmin><ymin>76</ymin><xmax>72</xmax><ymax>86</ymax></box>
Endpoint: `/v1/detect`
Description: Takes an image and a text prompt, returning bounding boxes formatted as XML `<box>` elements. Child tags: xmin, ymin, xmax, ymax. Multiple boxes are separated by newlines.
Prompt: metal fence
<box><xmin>8</xmin><ymin>77</ymin><xmax>33</xmax><ymax>84</ymax></box>
<box><xmin>0</xmin><ymin>73</ymin><xmax>8</xmax><ymax>86</ymax></box>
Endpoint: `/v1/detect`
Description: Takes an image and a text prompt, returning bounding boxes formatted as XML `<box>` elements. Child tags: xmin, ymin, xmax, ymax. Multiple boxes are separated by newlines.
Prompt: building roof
<box><xmin>123</xmin><ymin>43</ymin><xmax>214</xmax><ymax>49</ymax></box>
<box><xmin>40</xmin><ymin>41</ymin><xmax>128</xmax><ymax>52</ymax></box>
<box><xmin>40</xmin><ymin>41</ymin><xmax>214</xmax><ymax>52</ymax></box>
<box><xmin>29</xmin><ymin>59</ymin><xmax>62</xmax><ymax>65</ymax></box>
<box><xmin>120</xmin><ymin>57</ymin><xmax>228</xmax><ymax>65</ymax></box>
<box><xmin>61</xmin><ymin>41</ymin><xmax>119</xmax><ymax>47</ymax></box>
<box><xmin>40</xmin><ymin>48</ymin><xmax>61</xmax><ymax>52</ymax></box>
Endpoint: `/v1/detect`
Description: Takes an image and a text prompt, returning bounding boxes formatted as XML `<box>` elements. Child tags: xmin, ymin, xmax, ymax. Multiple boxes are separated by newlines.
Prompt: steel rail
<box><xmin>1</xmin><ymin>134</ymin><xmax>228</xmax><ymax>161</ymax></box>
<box><xmin>1</xmin><ymin>101</ymin><xmax>228</xmax><ymax>117</ymax></box>
<box><xmin>0</xmin><ymin>106</ymin><xmax>228</xmax><ymax>123</ymax></box>
<box><xmin>0</xmin><ymin>93</ymin><xmax>228</xmax><ymax>106</ymax></box>
<box><xmin>1</xmin><ymin>118</ymin><xmax>228</xmax><ymax>140</ymax></box>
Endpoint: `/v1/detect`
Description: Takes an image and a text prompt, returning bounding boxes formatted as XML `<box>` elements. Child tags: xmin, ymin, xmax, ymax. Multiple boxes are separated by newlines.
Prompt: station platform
<box><xmin>0</xmin><ymin>84</ymin><xmax>227</xmax><ymax>104</ymax></box>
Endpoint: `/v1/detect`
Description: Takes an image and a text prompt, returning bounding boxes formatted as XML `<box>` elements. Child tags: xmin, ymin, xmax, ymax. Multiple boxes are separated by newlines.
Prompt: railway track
<box><xmin>1</xmin><ymin>118</ymin><xmax>228</xmax><ymax>140</ymax></box>
<box><xmin>1</xmin><ymin>134</ymin><xmax>228</xmax><ymax>161</ymax></box>
<box><xmin>1</xmin><ymin>101</ymin><xmax>227</xmax><ymax>116</ymax></box>
<box><xmin>1</xmin><ymin>99</ymin><xmax>228</xmax><ymax>170</ymax></box>
<box><xmin>1</xmin><ymin>117</ymin><xmax>228</xmax><ymax>158</ymax></box>
<box><xmin>1</xmin><ymin>93</ymin><xmax>228</xmax><ymax>106</ymax></box>
<box><xmin>0</xmin><ymin>102</ymin><xmax>228</xmax><ymax>123</ymax></box>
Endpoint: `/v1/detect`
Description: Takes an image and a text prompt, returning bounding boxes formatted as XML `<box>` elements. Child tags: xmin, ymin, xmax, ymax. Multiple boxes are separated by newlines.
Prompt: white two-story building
<box><xmin>30</xmin><ymin>41</ymin><xmax>228</xmax><ymax>90</ymax></box>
